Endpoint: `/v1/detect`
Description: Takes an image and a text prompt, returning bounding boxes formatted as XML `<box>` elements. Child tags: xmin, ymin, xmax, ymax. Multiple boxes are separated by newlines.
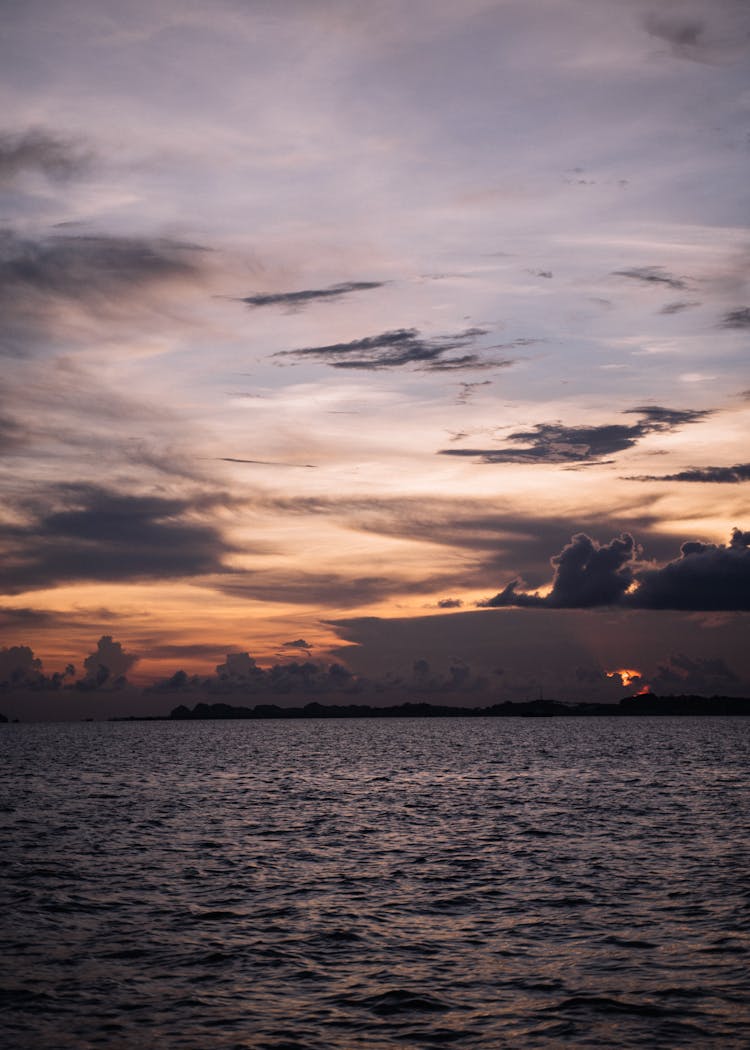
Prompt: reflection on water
<box><xmin>2</xmin><ymin>717</ymin><xmax>749</xmax><ymax>1048</ymax></box>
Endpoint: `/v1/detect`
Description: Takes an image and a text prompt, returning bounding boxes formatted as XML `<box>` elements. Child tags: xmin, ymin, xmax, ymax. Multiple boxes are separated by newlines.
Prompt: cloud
<box><xmin>0</xmin><ymin>413</ymin><xmax>26</xmax><ymax>453</ymax></box>
<box><xmin>280</xmin><ymin>638</ymin><xmax>313</xmax><ymax>651</ymax></box>
<box><xmin>258</xmin><ymin>491</ymin><xmax>677</xmax><ymax>589</ymax></box>
<box><xmin>220</xmin><ymin>457</ymin><xmax>316</xmax><ymax>468</ymax></box>
<box><xmin>642</xmin><ymin>11</ymin><xmax>748</xmax><ymax>64</ymax></box>
<box><xmin>0</xmin><ymin>230</ymin><xmax>202</xmax><ymax>299</ymax></box>
<box><xmin>239</xmin><ymin>281</ymin><xmax>384</xmax><ymax>309</ymax></box>
<box><xmin>437</xmin><ymin>598</ymin><xmax>463</xmax><ymax>608</ymax></box>
<box><xmin>720</xmin><ymin>307</ymin><xmax>750</xmax><ymax>329</ymax></box>
<box><xmin>611</xmin><ymin>266</ymin><xmax>688</xmax><ymax>290</ymax></box>
<box><xmin>644</xmin><ymin>13</ymin><xmax>706</xmax><ymax>57</ymax></box>
<box><xmin>659</xmin><ymin>301</ymin><xmax>700</xmax><ymax>315</ymax></box>
<box><xmin>625</xmin><ymin>405</ymin><xmax>710</xmax><ymax>428</ymax></box>
<box><xmin>215</xmin><ymin>567</ymin><xmax>457</xmax><ymax>607</ymax></box>
<box><xmin>0</xmin><ymin>230</ymin><xmax>207</xmax><ymax>355</ymax></box>
<box><xmin>625</xmin><ymin>463</ymin><xmax>750</xmax><ymax>483</ymax></box>
<box><xmin>0</xmin><ymin>645</ymin><xmax>42</xmax><ymax>686</ymax></box>
<box><xmin>634</xmin><ymin>529</ymin><xmax>750</xmax><ymax>610</ymax></box>
<box><xmin>81</xmin><ymin>635</ymin><xmax>138</xmax><ymax>687</ymax></box>
<box><xmin>0</xmin><ymin>484</ymin><xmax>234</xmax><ymax>594</ymax></box>
<box><xmin>154</xmin><ymin>649</ymin><xmax>359</xmax><ymax>698</ymax></box>
<box><xmin>216</xmin><ymin>651</ymin><xmax>259</xmax><ymax>678</ymax></box>
<box><xmin>439</xmin><ymin>405</ymin><xmax>710</xmax><ymax>465</ymax></box>
<box><xmin>648</xmin><ymin>652</ymin><xmax>739</xmax><ymax>694</ymax></box>
<box><xmin>482</xmin><ymin>533</ymin><xmax>636</xmax><ymax>608</ymax></box>
<box><xmin>137</xmin><ymin>643</ymin><xmax>229</xmax><ymax>661</ymax></box>
<box><xmin>456</xmin><ymin>380</ymin><xmax>491</xmax><ymax>405</ymax></box>
<box><xmin>482</xmin><ymin>528</ymin><xmax>750</xmax><ymax>611</ymax></box>
<box><xmin>0</xmin><ymin>128</ymin><xmax>92</xmax><ymax>184</ymax></box>
<box><xmin>274</xmin><ymin>326</ymin><xmax>507</xmax><ymax>371</ymax></box>
<box><xmin>155</xmin><ymin>647</ymin><xmax>492</xmax><ymax>701</ymax></box>
<box><xmin>0</xmin><ymin>606</ymin><xmax>57</xmax><ymax>628</ymax></box>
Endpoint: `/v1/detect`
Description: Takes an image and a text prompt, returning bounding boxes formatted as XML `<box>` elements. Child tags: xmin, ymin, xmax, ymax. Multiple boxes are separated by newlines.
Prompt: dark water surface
<box><xmin>2</xmin><ymin>717</ymin><xmax>749</xmax><ymax>1049</ymax></box>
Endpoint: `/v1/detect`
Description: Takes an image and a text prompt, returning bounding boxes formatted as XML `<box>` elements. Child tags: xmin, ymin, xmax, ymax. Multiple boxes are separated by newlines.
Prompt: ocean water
<box><xmin>1</xmin><ymin>716</ymin><xmax>749</xmax><ymax>1049</ymax></box>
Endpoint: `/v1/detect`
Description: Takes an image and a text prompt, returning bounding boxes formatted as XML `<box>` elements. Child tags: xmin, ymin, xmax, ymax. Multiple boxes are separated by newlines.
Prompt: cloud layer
<box><xmin>0</xmin><ymin>484</ymin><xmax>232</xmax><ymax>594</ymax></box>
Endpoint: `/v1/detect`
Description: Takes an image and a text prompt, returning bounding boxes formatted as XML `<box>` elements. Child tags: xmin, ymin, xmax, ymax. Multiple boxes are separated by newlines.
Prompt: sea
<box><xmin>1</xmin><ymin>716</ymin><xmax>749</xmax><ymax>1049</ymax></box>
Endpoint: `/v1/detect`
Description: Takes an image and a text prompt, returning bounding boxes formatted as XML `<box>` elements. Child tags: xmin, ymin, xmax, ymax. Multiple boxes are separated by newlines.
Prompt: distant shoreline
<box><xmin>109</xmin><ymin>694</ymin><xmax>750</xmax><ymax>721</ymax></box>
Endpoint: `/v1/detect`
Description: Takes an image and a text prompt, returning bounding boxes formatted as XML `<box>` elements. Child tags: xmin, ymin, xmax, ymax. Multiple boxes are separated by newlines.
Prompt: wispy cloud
<box><xmin>220</xmin><ymin>457</ymin><xmax>316</xmax><ymax>468</ymax></box>
<box><xmin>239</xmin><ymin>281</ymin><xmax>384</xmax><ymax>309</ymax></box>
<box><xmin>0</xmin><ymin>230</ymin><xmax>207</xmax><ymax>356</ymax></box>
<box><xmin>274</xmin><ymin>326</ymin><xmax>507</xmax><ymax>371</ymax></box>
<box><xmin>0</xmin><ymin>128</ymin><xmax>92</xmax><ymax>184</ymax></box>
<box><xmin>612</xmin><ymin>266</ymin><xmax>688</xmax><ymax>291</ymax></box>
<box><xmin>720</xmin><ymin>307</ymin><xmax>750</xmax><ymax>329</ymax></box>
<box><xmin>625</xmin><ymin>463</ymin><xmax>750</xmax><ymax>484</ymax></box>
<box><xmin>659</xmin><ymin>301</ymin><xmax>700</xmax><ymax>315</ymax></box>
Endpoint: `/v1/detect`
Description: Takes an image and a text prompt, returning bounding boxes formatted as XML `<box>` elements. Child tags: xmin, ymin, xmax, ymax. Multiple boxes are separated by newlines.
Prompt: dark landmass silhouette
<box><xmin>131</xmin><ymin>694</ymin><xmax>750</xmax><ymax>722</ymax></box>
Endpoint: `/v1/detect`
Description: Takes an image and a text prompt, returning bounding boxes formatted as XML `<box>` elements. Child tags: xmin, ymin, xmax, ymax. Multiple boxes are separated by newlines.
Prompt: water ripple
<box><xmin>2</xmin><ymin>716</ymin><xmax>749</xmax><ymax>1048</ymax></box>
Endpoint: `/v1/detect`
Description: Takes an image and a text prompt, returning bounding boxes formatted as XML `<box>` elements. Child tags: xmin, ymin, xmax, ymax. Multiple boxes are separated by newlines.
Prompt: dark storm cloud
<box><xmin>482</xmin><ymin>533</ymin><xmax>636</xmax><ymax>608</ymax></box>
<box><xmin>0</xmin><ymin>484</ymin><xmax>233</xmax><ymax>594</ymax></box>
<box><xmin>611</xmin><ymin>266</ymin><xmax>688</xmax><ymax>290</ymax></box>
<box><xmin>720</xmin><ymin>307</ymin><xmax>750</xmax><ymax>329</ymax></box>
<box><xmin>482</xmin><ymin>529</ymin><xmax>750</xmax><ymax>612</ymax></box>
<box><xmin>626</xmin><ymin>463</ymin><xmax>750</xmax><ymax>483</ymax></box>
<box><xmin>0</xmin><ymin>128</ymin><xmax>92</xmax><ymax>184</ymax></box>
<box><xmin>274</xmin><ymin>326</ymin><xmax>507</xmax><ymax>371</ymax></box>
<box><xmin>634</xmin><ymin>529</ymin><xmax>750</xmax><ymax>610</ymax></box>
<box><xmin>439</xmin><ymin>405</ymin><xmax>710</xmax><ymax>465</ymax></box>
<box><xmin>239</xmin><ymin>281</ymin><xmax>384</xmax><ymax>309</ymax></box>
<box><xmin>659</xmin><ymin>301</ymin><xmax>700</xmax><ymax>315</ymax></box>
<box><xmin>0</xmin><ymin>230</ymin><xmax>206</xmax><ymax>354</ymax></box>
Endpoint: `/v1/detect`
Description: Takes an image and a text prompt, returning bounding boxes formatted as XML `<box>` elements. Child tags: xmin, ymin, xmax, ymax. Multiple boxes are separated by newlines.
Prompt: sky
<box><xmin>0</xmin><ymin>0</ymin><xmax>749</xmax><ymax>715</ymax></box>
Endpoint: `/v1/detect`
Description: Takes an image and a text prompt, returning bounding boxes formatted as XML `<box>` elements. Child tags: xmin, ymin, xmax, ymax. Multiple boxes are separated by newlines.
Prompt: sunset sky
<box><xmin>1</xmin><ymin>0</ymin><xmax>749</xmax><ymax>711</ymax></box>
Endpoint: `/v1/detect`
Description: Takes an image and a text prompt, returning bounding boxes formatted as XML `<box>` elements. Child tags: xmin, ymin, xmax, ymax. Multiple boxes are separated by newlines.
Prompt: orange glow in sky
<box><xmin>606</xmin><ymin>668</ymin><xmax>642</xmax><ymax>688</ymax></box>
